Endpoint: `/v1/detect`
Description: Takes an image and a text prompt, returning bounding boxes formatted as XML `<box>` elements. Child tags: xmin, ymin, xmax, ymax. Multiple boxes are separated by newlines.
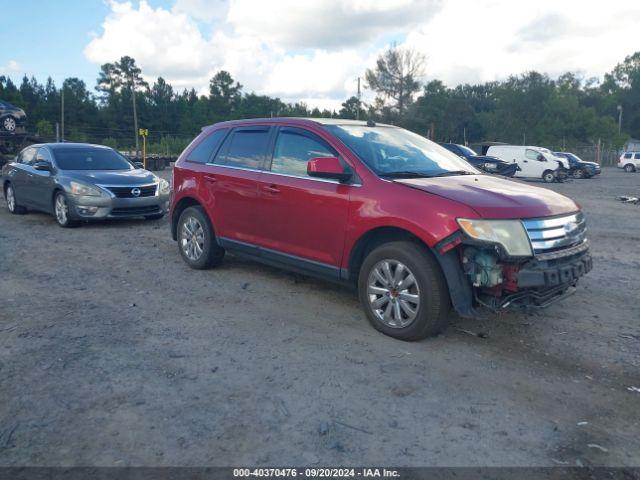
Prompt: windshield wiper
<box><xmin>380</xmin><ymin>170</ymin><xmax>475</xmax><ymax>178</ymax></box>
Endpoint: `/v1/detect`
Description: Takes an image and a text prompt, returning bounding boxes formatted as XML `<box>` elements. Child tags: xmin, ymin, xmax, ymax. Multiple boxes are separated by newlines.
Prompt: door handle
<box><xmin>204</xmin><ymin>175</ymin><xmax>217</xmax><ymax>183</ymax></box>
<box><xmin>263</xmin><ymin>184</ymin><xmax>280</xmax><ymax>194</ymax></box>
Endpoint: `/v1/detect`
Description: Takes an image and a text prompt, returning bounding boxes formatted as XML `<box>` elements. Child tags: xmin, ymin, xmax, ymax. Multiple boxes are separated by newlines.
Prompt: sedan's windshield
<box><xmin>458</xmin><ymin>145</ymin><xmax>477</xmax><ymax>157</ymax></box>
<box><xmin>53</xmin><ymin>148</ymin><xmax>134</xmax><ymax>171</ymax></box>
<box><xmin>325</xmin><ymin>125</ymin><xmax>478</xmax><ymax>177</ymax></box>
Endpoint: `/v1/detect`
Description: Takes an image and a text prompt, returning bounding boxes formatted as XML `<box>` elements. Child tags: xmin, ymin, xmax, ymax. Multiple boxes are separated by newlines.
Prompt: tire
<box><xmin>177</xmin><ymin>205</ymin><xmax>224</xmax><ymax>269</ymax></box>
<box><xmin>542</xmin><ymin>170</ymin><xmax>555</xmax><ymax>183</ymax></box>
<box><xmin>5</xmin><ymin>183</ymin><xmax>26</xmax><ymax>214</ymax></box>
<box><xmin>358</xmin><ymin>241</ymin><xmax>451</xmax><ymax>341</ymax></box>
<box><xmin>572</xmin><ymin>169</ymin><xmax>585</xmax><ymax>179</ymax></box>
<box><xmin>53</xmin><ymin>191</ymin><xmax>78</xmax><ymax>228</ymax></box>
<box><xmin>144</xmin><ymin>213</ymin><xmax>165</xmax><ymax>220</ymax></box>
<box><xmin>2</xmin><ymin>116</ymin><xmax>16</xmax><ymax>132</ymax></box>
<box><xmin>624</xmin><ymin>164</ymin><xmax>636</xmax><ymax>173</ymax></box>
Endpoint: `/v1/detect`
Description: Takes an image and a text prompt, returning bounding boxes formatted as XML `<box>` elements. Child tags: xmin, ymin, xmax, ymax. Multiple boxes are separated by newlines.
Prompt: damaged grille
<box><xmin>522</xmin><ymin>212</ymin><xmax>587</xmax><ymax>255</ymax></box>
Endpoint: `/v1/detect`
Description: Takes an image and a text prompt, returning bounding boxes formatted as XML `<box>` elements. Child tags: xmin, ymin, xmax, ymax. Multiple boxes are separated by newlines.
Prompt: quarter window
<box><xmin>271</xmin><ymin>129</ymin><xmax>335</xmax><ymax>177</ymax></box>
<box><xmin>624</xmin><ymin>153</ymin><xmax>632</xmax><ymax>159</ymax></box>
<box><xmin>216</xmin><ymin>128</ymin><xmax>271</xmax><ymax>170</ymax></box>
<box><xmin>634</xmin><ymin>153</ymin><xmax>640</xmax><ymax>160</ymax></box>
<box><xmin>187</xmin><ymin>129</ymin><xmax>228</xmax><ymax>164</ymax></box>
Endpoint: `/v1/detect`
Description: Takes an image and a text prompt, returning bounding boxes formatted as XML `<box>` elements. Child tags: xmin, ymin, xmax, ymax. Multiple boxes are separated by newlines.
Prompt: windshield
<box><xmin>458</xmin><ymin>145</ymin><xmax>477</xmax><ymax>157</ymax></box>
<box><xmin>53</xmin><ymin>148</ymin><xmax>134</xmax><ymax>171</ymax></box>
<box><xmin>326</xmin><ymin>125</ymin><xmax>478</xmax><ymax>177</ymax></box>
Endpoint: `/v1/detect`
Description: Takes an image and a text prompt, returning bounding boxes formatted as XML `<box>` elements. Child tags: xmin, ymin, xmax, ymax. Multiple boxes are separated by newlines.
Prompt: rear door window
<box><xmin>270</xmin><ymin>128</ymin><xmax>336</xmax><ymax>178</ymax></box>
<box><xmin>624</xmin><ymin>153</ymin><xmax>632</xmax><ymax>159</ymax></box>
<box><xmin>186</xmin><ymin>129</ymin><xmax>228</xmax><ymax>164</ymax></box>
<box><xmin>215</xmin><ymin>127</ymin><xmax>271</xmax><ymax>170</ymax></box>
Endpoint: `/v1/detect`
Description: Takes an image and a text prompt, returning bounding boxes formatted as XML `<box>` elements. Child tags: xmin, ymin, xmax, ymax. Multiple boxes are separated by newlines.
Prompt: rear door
<box><xmin>203</xmin><ymin>126</ymin><xmax>273</xmax><ymax>246</ymax></box>
<box><xmin>11</xmin><ymin>147</ymin><xmax>38</xmax><ymax>206</ymax></box>
<box><xmin>254</xmin><ymin>126</ymin><xmax>351</xmax><ymax>272</ymax></box>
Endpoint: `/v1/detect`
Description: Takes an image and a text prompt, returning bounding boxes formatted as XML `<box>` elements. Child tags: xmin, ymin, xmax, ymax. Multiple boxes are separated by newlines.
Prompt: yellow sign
<box><xmin>138</xmin><ymin>128</ymin><xmax>149</xmax><ymax>136</ymax></box>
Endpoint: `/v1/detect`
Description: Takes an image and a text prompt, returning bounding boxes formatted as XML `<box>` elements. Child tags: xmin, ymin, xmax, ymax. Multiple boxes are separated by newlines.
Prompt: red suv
<box><xmin>170</xmin><ymin>118</ymin><xmax>591</xmax><ymax>340</ymax></box>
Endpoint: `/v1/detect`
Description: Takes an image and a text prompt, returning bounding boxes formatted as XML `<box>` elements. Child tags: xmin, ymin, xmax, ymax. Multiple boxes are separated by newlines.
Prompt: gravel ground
<box><xmin>0</xmin><ymin>167</ymin><xmax>639</xmax><ymax>467</ymax></box>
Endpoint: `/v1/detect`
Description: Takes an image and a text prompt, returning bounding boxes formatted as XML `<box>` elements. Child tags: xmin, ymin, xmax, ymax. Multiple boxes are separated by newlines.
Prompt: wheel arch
<box><xmin>346</xmin><ymin>226</ymin><xmax>434</xmax><ymax>284</ymax></box>
<box><xmin>171</xmin><ymin>196</ymin><xmax>205</xmax><ymax>241</ymax></box>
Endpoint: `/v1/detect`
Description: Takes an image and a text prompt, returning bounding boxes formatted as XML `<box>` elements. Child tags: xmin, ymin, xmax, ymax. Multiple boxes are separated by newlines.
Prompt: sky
<box><xmin>1</xmin><ymin>0</ymin><xmax>639</xmax><ymax>110</ymax></box>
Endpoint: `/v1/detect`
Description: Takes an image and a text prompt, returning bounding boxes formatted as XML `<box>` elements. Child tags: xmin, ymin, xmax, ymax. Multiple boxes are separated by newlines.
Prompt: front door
<box><xmin>255</xmin><ymin>127</ymin><xmax>351</xmax><ymax>275</ymax></box>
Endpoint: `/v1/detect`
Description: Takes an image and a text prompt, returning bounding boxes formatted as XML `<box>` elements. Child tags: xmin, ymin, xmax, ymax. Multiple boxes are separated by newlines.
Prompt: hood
<box><xmin>394</xmin><ymin>174</ymin><xmax>579</xmax><ymax>219</ymax></box>
<box><xmin>62</xmin><ymin>169</ymin><xmax>158</xmax><ymax>185</ymax></box>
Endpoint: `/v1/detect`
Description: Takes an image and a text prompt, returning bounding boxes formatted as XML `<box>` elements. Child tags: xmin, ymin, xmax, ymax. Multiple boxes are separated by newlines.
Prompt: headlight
<box><xmin>457</xmin><ymin>218</ymin><xmax>532</xmax><ymax>257</ymax></box>
<box><xmin>69</xmin><ymin>181</ymin><xmax>102</xmax><ymax>197</ymax></box>
<box><xmin>158</xmin><ymin>178</ymin><xmax>170</xmax><ymax>194</ymax></box>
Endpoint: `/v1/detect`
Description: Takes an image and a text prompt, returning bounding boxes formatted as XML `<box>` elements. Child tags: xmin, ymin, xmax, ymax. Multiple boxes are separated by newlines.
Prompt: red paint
<box><xmin>307</xmin><ymin>156</ymin><xmax>343</xmax><ymax>176</ymax></box>
<box><xmin>171</xmin><ymin>118</ymin><xmax>580</xmax><ymax>272</ymax></box>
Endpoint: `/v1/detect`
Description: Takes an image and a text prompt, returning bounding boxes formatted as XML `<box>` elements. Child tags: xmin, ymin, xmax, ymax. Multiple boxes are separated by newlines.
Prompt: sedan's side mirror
<box><xmin>307</xmin><ymin>157</ymin><xmax>352</xmax><ymax>182</ymax></box>
<box><xmin>134</xmin><ymin>161</ymin><xmax>145</xmax><ymax>169</ymax></box>
<box><xmin>33</xmin><ymin>161</ymin><xmax>53</xmax><ymax>172</ymax></box>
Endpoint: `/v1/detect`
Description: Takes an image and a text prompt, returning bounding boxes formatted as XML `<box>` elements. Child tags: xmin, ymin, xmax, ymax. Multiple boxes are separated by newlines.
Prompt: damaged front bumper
<box><xmin>433</xmin><ymin>234</ymin><xmax>592</xmax><ymax>317</ymax></box>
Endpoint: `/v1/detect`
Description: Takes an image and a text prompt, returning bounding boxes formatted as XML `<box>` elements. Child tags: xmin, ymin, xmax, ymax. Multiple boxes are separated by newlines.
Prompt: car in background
<box><xmin>2</xmin><ymin>143</ymin><xmax>170</xmax><ymax>227</ymax></box>
<box><xmin>440</xmin><ymin>143</ymin><xmax>518</xmax><ymax>177</ymax></box>
<box><xmin>553</xmin><ymin>152</ymin><xmax>601</xmax><ymax>178</ymax></box>
<box><xmin>0</xmin><ymin>100</ymin><xmax>27</xmax><ymax>133</ymax></box>
<box><xmin>618</xmin><ymin>152</ymin><xmax>640</xmax><ymax>172</ymax></box>
<box><xmin>487</xmin><ymin>145</ymin><xmax>569</xmax><ymax>182</ymax></box>
<box><xmin>170</xmin><ymin>118</ymin><xmax>591</xmax><ymax>341</ymax></box>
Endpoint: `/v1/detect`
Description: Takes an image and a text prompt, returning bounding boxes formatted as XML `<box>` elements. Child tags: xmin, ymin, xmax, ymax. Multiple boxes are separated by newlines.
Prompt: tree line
<box><xmin>1</xmin><ymin>48</ymin><xmax>638</xmax><ymax>156</ymax></box>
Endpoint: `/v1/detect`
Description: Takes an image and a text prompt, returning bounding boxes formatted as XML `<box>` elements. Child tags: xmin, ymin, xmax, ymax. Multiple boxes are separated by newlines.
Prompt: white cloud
<box><xmin>82</xmin><ymin>0</ymin><xmax>640</xmax><ymax>110</ymax></box>
<box><xmin>0</xmin><ymin>60</ymin><xmax>22</xmax><ymax>76</ymax></box>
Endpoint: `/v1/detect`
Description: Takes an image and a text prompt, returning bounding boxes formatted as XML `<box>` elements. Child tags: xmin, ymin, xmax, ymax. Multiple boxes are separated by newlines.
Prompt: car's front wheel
<box><xmin>5</xmin><ymin>184</ymin><xmax>26</xmax><ymax>214</ymax></box>
<box><xmin>53</xmin><ymin>191</ymin><xmax>78</xmax><ymax>228</ymax></box>
<box><xmin>358</xmin><ymin>241</ymin><xmax>450</xmax><ymax>341</ymax></box>
<box><xmin>2</xmin><ymin>116</ymin><xmax>16</xmax><ymax>132</ymax></box>
<box><xmin>572</xmin><ymin>168</ymin><xmax>585</xmax><ymax>179</ymax></box>
<box><xmin>177</xmin><ymin>206</ymin><xmax>224</xmax><ymax>269</ymax></box>
<box><xmin>542</xmin><ymin>170</ymin><xmax>556</xmax><ymax>183</ymax></box>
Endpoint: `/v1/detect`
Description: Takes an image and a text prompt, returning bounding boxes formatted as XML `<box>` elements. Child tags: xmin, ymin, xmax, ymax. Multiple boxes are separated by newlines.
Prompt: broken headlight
<box><xmin>457</xmin><ymin>218</ymin><xmax>533</xmax><ymax>257</ymax></box>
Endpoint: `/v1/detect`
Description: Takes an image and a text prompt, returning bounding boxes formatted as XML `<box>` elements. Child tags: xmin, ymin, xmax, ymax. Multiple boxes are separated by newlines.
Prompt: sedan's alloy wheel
<box><xmin>55</xmin><ymin>194</ymin><xmax>68</xmax><ymax>225</ymax></box>
<box><xmin>367</xmin><ymin>259</ymin><xmax>421</xmax><ymax>328</ymax></box>
<box><xmin>181</xmin><ymin>216</ymin><xmax>205</xmax><ymax>261</ymax></box>
<box><xmin>3</xmin><ymin>117</ymin><xmax>16</xmax><ymax>132</ymax></box>
<box><xmin>6</xmin><ymin>186</ymin><xmax>16</xmax><ymax>212</ymax></box>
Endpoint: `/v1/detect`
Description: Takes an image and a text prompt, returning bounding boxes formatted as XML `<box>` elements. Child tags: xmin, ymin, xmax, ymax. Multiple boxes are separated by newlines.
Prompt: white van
<box><xmin>486</xmin><ymin>145</ymin><xmax>570</xmax><ymax>182</ymax></box>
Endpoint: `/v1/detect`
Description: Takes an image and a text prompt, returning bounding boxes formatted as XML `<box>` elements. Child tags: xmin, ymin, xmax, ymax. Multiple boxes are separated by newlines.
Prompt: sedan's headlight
<box><xmin>69</xmin><ymin>181</ymin><xmax>103</xmax><ymax>197</ymax></box>
<box><xmin>158</xmin><ymin>178</ymin><xmax>170</xmax><ymax>194</ymax></box>
<box><xmin>457</xmin><ymin>218</ymin><xmax>532</xmax><ymax>257</ymax></box>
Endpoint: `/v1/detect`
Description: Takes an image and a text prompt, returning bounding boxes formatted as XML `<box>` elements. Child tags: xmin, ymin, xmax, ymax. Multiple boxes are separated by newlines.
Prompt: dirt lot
<box><xmin>0</xmin><ymin>168</ymin><xmax>639</xmax><ymax>467</ymax></box>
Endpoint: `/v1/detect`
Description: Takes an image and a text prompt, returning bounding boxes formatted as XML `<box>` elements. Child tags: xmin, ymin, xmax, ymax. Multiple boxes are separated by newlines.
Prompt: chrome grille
<box><xmin>522</xmin><ymin>212</ymin><xmax>587</xmax><ymax>255</ymax></box>
<box><xmin>104</xmin><ymin>184</ymin><xmax>157</xmax><ymax>198</ymax></box>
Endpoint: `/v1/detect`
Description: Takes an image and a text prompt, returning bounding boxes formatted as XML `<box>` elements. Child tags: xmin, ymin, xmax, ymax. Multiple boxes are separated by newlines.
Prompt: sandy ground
<box><xmin>0</xmin><ymin>167</ymin><xmax>639</xmax><ymax>467</ymax></box>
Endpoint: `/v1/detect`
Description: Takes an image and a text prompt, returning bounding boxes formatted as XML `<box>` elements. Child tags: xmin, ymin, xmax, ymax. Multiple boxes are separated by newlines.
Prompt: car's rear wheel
<box><xmin>358</xmin><ymin>241</ymin><xmax>450</xmax><ymax>341</ymax></box>
<box><xmin>542</xmin><ymin>170</ymin><xmax>555</xmax><ymax>183</ymax></box>
<box><xmin>54</xmin><ymin>191</ymin><xmax>78</xmax><ymax>228</ymax></box>
<box><xmin>5</xmin><ymin>184</ymin><xmax>26</xmax><ymax>214</ymax></box>
<box><xmin>2</xmin><ymin>116</ymin><xmax>16</xmax><ymax>132</ymax></box>
<box><xmin>177</xmin><ymin>206</ymin><xmax>224</xmax><ymax>269</ymax></box>
<box><xmin>624</xmin><ymin>164</ymin><xmax>636</xmax><ymax>173</ymax></box>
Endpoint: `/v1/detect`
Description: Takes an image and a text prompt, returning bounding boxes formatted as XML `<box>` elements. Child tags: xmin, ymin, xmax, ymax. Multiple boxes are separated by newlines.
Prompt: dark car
<box><xmin>2</xmin><ymin>143</ymin><xmax>170</xmax><ymax>227</ymax></box>
<box><xmin>553</xmin><ymin>152</ymin><xmax>601</xmax><ymax>178</ymax></box>
<box><xmin>170</xmin><ymin>118</ymin><xmax>591</xmax><ymax>341</ymax></box>
<box><xmin>0</xmin><ymin>100</ymin><xmax>27</xmax><ymax>133</ymax></box>
<box><xmin>440</xmin><ymin>143</ymin><xmax>518</xmax><ymax>177</ymax></box>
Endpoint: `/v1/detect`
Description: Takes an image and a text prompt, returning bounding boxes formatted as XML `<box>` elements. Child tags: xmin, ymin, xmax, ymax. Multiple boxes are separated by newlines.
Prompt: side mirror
<box><xmin>134</xmin><ymin>161</ymin><xmax>145</xmax><ymax>169</ymax></box>
<box><xmin>33</xmin><ymin>161</ymin><xmax>53</xmax><ymax>172</ymax></box>
<box><xmin>307</xmin><ymin>157</ymin><xmax>352</xmax><ymax>182</ymax></box>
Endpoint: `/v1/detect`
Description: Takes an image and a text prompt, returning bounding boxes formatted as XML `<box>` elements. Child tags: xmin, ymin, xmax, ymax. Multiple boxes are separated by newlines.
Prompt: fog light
<box><xmin>77</xmin><ymin>206</ymin><xmax>98</xmax><ymax>215</ymax></box>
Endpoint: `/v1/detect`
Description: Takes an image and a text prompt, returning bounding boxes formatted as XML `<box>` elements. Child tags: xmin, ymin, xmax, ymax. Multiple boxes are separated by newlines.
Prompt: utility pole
<box><xmin>55</xmin><ymin>122</ymin><xmax>60</xmax><ymax>143</ymax></box>
<box><xmin>617</xmin><ymin>105</ymin><xmax>623</xmax><ymax>135</ymax></box>
<box><xmin>356</xmin><ymin>77</ymin><xmax>361</xmax><ymax>120</ymax></box>
<box><xmin>61</xmin><ymin>86</ymin><xmax>65</xmax><ymax>142</ymax></box>
<box><xmin>131</xmin><ymin>74</ymin><xmax>139</xmax><ymax>158</ymax></box>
